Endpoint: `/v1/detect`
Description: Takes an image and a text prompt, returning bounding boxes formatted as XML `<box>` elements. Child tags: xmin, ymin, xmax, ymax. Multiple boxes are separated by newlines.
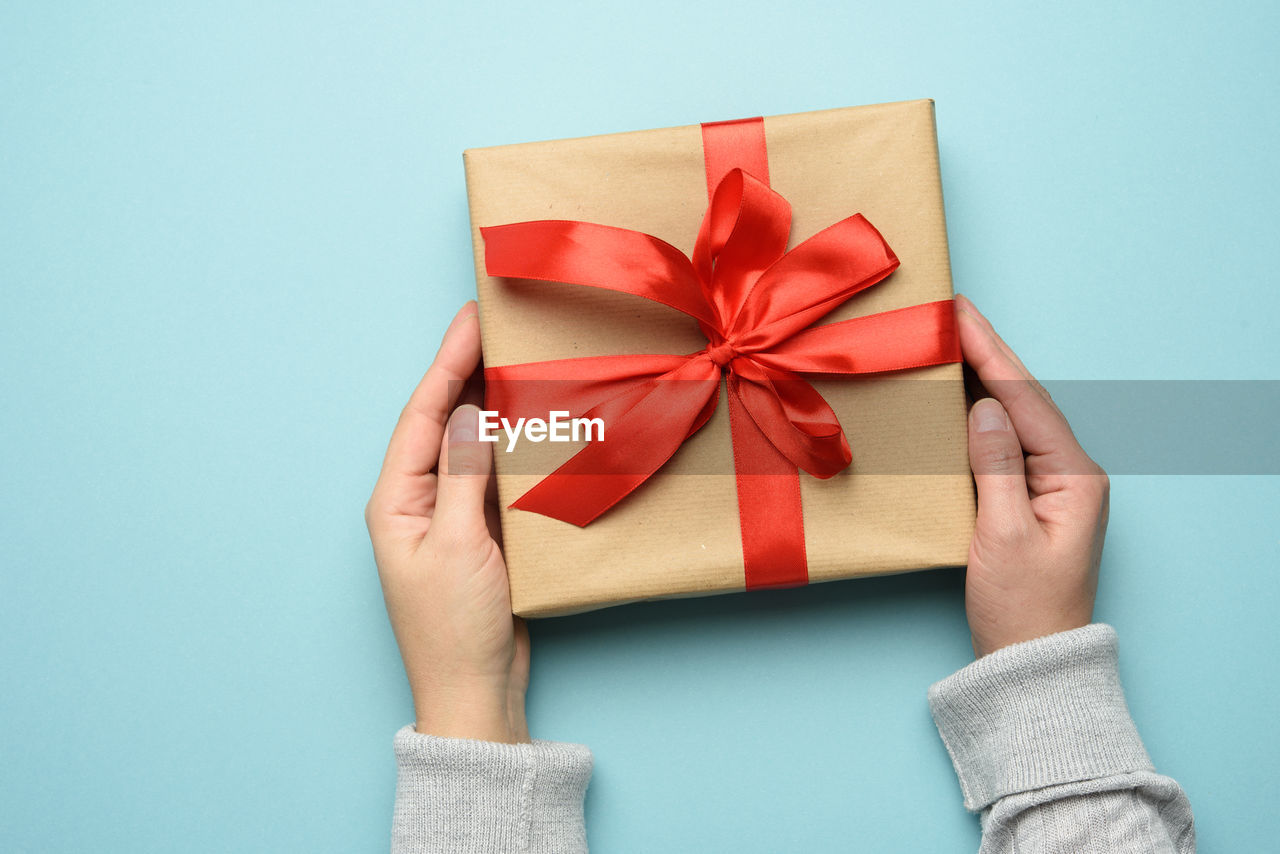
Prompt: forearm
<box><xmin>929</xmin><ymin>624</ymin><xmax>1195</xmax><ymax>853</ymax></box>
<box><xmin>392</xmin><ymin>725</ymin><xmax>593</xmax><ymax>853</ymax></box>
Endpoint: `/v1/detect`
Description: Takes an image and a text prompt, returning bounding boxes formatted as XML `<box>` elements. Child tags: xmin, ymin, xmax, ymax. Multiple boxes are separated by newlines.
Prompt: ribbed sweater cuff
<box><xmin>927</xmin><ymin>624</ymin><xmax>1153</xmax><ymax>812</ymax></box>
<box><xmin>392</xmin><ymin>725</ymin><xmax>593</xmax><ymax>853</ymax></box>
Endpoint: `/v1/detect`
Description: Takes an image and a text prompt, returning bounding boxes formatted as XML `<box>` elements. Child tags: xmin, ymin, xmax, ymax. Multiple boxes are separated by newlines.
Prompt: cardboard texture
<box><xmin>463</xmin><ymin>99</ymin><xmax>976</xmax><ymax>617</ymax></box>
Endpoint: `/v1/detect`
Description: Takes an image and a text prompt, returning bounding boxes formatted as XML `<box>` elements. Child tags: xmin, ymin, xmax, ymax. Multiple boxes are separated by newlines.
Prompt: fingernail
<box><xmin>955</xmin><ymin>293</ymin><xmax>979</xmax><ymax>318</ymax></box>
<box><xmin>450</xmin><ymin>406</ymin><xmax>478</xmax><ymax>442</ymax></box>
<box><xmin>972</xmin><ymin>398</ymin><xmax>1010</xmax><ymax>433</ymax></box>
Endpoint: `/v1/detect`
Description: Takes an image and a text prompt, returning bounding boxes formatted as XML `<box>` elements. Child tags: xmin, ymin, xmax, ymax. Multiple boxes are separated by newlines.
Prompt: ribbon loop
<box><xmin>729</xmin><ymin>359</ymin><xmax>851</xmax><ymax>478</ymax></box>
<box><xmin>482</xmin><ymin>220</ymin><xmax>717</xmax><ymax>326</ymax></box>
<box><xmin>730</xmin><ymin>214</ymin><xmax>900</xmax><ymax>348</ymax></box>
<box><xmin>692</xmin><ymin>168</ymin><xmax>792</xmax><ymax>331</ymax></box>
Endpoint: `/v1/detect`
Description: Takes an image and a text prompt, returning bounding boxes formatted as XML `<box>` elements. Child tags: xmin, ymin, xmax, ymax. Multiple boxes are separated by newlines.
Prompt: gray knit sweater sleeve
<box><xmin>391</xmin><ymin>623</ymin><xmax>1193</xmax><ymax>852</ymax></box>
<box><xmin>928</xmin><ymin>623</ymin><xmax>1196</xmax><ymax>852</ymax></box>
<box><xmin>391</xmin><ymin>727</ymin><xmax>592</xmax><ymax>853</ymax></box>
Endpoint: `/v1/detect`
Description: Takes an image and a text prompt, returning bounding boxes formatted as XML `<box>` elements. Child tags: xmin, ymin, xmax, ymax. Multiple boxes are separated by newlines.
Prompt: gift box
<box><xmin>463</xmin><ymin>99</ymin><xmax>975</xmax><ymax>617</ymax></box>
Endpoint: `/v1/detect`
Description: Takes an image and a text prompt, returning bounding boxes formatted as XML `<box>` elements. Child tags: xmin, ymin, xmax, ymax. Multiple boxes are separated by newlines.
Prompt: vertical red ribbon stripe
<box><xmin>702</xmin><ymin>118</ymin><xmax>808</xmax><ymax>589</ymax></box>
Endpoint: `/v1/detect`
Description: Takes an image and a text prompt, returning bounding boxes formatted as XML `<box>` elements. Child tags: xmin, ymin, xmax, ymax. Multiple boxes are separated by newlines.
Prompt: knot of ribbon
<box><xmin>703</xmin><ymin>342</ymin><xmax>738</xmax><ymax>367</ymax></box>
<box><xmin>480</xmin><ymin>118</ymin><xmax>960</xmax><ymax>588</ymax></box>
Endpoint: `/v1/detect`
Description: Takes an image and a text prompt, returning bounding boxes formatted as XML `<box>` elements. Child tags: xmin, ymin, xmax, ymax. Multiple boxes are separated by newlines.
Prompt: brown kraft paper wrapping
<box><xmin>462</xmin><ymin>98</ymin><xmax>976</xmax><ymax>617</ymax></box>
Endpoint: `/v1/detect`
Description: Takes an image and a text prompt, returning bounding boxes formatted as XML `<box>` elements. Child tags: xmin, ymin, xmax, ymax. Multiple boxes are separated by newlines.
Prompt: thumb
<box><xmin>968</xmin><ymin>397</ymin><xmax>1034</xmax><ymax>526</ymax></box>
<box><xmin>435</xmin><ymin>404</ymin><xmax>493</xmax><ymax>531</ymax></box>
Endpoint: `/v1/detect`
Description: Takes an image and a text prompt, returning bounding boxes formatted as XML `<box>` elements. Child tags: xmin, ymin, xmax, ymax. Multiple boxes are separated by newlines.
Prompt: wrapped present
<box><xmin>462</xmin><ymin>99</ymin><xmax>975</xmax><ymax>617</ymax></box>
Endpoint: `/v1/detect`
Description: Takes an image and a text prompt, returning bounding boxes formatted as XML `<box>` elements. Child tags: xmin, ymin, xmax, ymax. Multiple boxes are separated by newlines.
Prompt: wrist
<box><xmin>413</xmin><ymin>681</ymin><xmax>528</xmax><ymax>744</ymax></box>
<box><xmin>971</xmin><ymin>613</ymin><xmax>1094</xmax><ymax>659</ymax></box>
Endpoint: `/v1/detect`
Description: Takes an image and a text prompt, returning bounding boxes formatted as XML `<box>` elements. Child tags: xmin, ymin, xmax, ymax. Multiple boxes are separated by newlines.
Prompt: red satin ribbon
<box><xmin>481</xmin><ymin>117</ymin><xmax>960</xmax><ymax>589</ymax></box>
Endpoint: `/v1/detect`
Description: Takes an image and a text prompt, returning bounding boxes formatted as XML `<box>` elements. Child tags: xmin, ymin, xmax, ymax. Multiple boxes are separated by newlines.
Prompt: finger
<box><xmin>485</xmin><ymin>468</ymin><xmax>499</xmax><ymax>505</ymax></box>
<box><xmin>956</xmin><ymin>299</ymin><xmax>1088</xmax><ymax>467</ymax></box>
<box><xmin>968</xmin><ymin>397</ymin><xmax>1036</xmax><ymax>528</ymax></box>
<box><xmin>381</xmin><ymin>302</ymin><xmax>482</xmax><ymax>480</ymax></box>
<box><xmin>457</xmin><ymin>364</ymin><xmax>492</xmax><ymax>505</ymax></box>
<box><xmin>956</xmin><ymin>294</ymin><xmax>1061</xmax><ymax>408</ymax></box>
<box><xmin>456</xmin><ymin>364</ymin><xmax>500</xmax><ymax>505</ymax></box>
<box><xmin>459</xmin><ymin>363</ymin><xmax>485</xmax><ymax>412</ymax></box>
<box><xmin>485</xmin><ymin>494</ymin><xmax>504</xmax><ymax>550</ymax></box>
<box><xmin>956</xmin><ymin>295</ymin><xmax>1037</xmax><ymax>384</ymax></box>
<box><xmin>433</xmin><ymin>404</ymin><xmax>493</xmax><ymax>535</ymax></box>
<box><xmin>367</xmin><ymin>303</ymin><xmax>482</xmax><ymax>534</ymax></box>
<box><xmin>958</xmin><ymin>295</ymin><xmax>1067</xmax><ymax>421</ymax></box>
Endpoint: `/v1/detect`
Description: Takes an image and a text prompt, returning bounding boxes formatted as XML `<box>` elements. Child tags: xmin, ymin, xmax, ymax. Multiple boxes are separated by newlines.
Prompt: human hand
<box><xmin>365</xmin><ymin>301</ymin><xmax>530</xmax><ymax>743</ymax></box>
<box><xmin>956</xmin><ymin>294</ymin><xmax>1109</xmax><ymax>658</ymax></box>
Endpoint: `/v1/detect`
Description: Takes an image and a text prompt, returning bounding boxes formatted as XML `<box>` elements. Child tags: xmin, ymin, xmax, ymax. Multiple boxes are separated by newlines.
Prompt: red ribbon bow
<box><xmin>481</xmin><ymin>118</ymin><xmax>960</xmax><ymax>589</ymax></box>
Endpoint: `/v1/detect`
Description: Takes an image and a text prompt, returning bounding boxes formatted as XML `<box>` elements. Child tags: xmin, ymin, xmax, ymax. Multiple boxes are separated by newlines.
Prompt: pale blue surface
<box><xmin>2</xmin><ymin>1</ymin><xmax>1277</xmax><ymax>850</ymax></box>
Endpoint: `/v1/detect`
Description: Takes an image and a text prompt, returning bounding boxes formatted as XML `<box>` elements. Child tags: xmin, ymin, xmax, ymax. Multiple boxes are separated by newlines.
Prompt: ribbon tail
<box><xmin>485</xmin><ymin>354</ymin><xmax>692</xmax><ymax>422</ymax></box>
<box><xmin>512</xmin><ymin>361</ymin><xmax>720</xmax><ymax>526</ymax></box>
<box><xmin>725</xmin><ymin>382</ymin><xmax>809</xmax><ymax>589</ymax></box>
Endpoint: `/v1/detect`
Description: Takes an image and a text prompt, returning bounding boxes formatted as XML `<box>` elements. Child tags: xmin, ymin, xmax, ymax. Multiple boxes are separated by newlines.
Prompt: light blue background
<box><xmin>2</xmin><ymin>1</ymin><xmax>1276</xmax><ymax>851</ymax></box>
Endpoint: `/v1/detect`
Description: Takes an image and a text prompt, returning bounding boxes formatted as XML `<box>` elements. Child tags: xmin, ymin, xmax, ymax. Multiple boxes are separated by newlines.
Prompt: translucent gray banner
<box><xmin>447</xmin><ymin>379</ymin><xmax>1280</xmax><ymax>476</ymax></box>
<box><xmin>1038</xmin><ymin>380</ymin><xmax>1279</xmax><ymax>475</ymax></box>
